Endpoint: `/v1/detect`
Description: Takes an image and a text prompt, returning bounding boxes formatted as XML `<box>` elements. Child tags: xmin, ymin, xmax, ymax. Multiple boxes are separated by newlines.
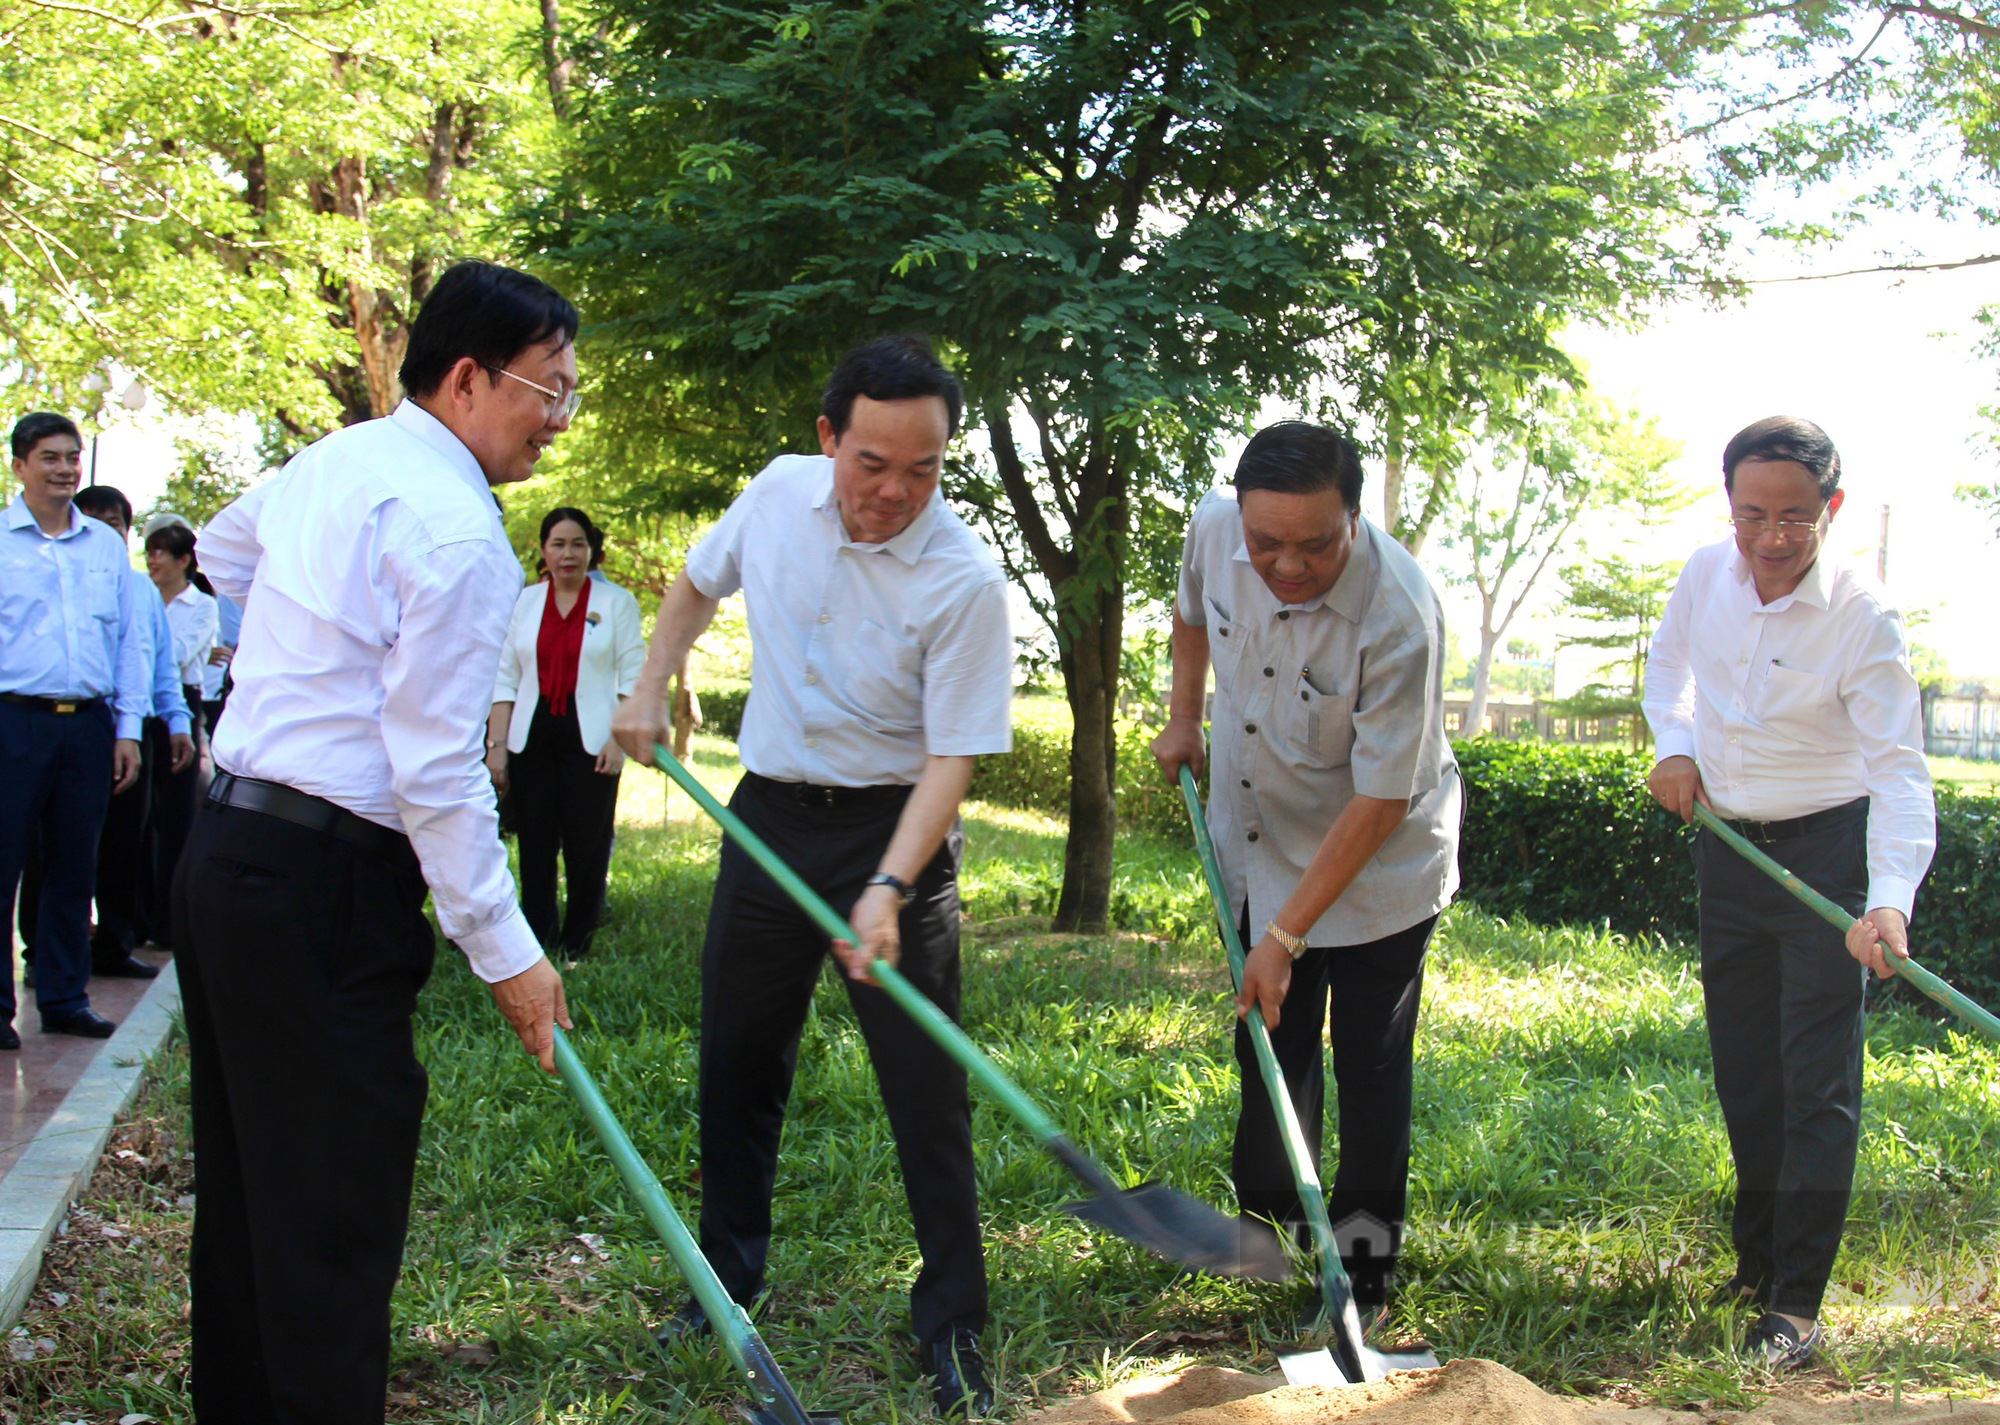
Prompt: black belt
<box><xmin>743</xmin><ymin>769</ymin><xmax>910</xmax><ymax>809</ymax></box>
<box><xmin>207</xmin><ymin>770</ymin><xmax>420</xmax><ymax>871</ymax></box>
<box><xmin>2</xmin><ymin>692</ymin><xmax>104</xmax><ymax>715</ymax></box>
<box><xmin>1716</xmin><ymin>797</ymin><xmax>1867</xmax><ymax>846</ymax></box>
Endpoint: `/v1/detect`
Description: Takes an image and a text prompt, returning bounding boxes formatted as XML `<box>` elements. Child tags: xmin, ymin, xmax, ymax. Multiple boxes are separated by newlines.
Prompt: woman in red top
<box><xmin>487</xmin><ymin>508</ymin><xmax>646</xmax><ymax>959</ymax></box>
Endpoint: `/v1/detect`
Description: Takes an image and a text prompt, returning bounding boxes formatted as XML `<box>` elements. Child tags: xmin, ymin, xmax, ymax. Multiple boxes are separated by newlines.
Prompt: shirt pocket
<box><xmin>1757</xmin><ymin>663</ymin><xmax>1827</xmax><ymax>740</ymax></box>
<box><xmin>1206</xmin><ymin>596</ymin><xmax>1243</xmax><ymax>678</ymax></box>
<box><xmin>846</xmin><ymin>618</ymin><xmax>925</xmax><ymax>732</ymax></box>
<box><xmin>1286</xmin><ymin>668</ymin><xmax>1356</xmax><ymax>767</ymax></box>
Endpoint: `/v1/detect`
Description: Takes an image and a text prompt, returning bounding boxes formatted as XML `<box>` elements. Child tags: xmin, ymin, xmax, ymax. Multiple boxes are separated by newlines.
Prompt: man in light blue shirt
<box><xmin>1</xmin><ymin>412</ymin><xmax>150</xmax><ymax>1048</ymax></box>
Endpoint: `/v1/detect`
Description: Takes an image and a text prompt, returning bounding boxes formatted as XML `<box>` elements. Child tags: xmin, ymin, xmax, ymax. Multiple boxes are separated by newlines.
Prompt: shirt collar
<box><xmin>5</xmin><ymin>493</ymin><xmax>85</xmax><ymax>539</ymax></box>
<box><xmin>1727</xmin><ymin>539</ymin><xmax>1834</xmax><ymax>613</ymax></box>
<box><xmin>1229</xmin><ymin>512</ymin><xmax>1377</xmax><ymax>622</ymax></box>
<box><xmin>390</xmin><ymin>399</ymin><xmax>497</xmax><ymax>507</ymax></box>
<box><xmin>811</xmin><ymin>460</ymin><xmax>942</xmax><ymax>567</ymax></box>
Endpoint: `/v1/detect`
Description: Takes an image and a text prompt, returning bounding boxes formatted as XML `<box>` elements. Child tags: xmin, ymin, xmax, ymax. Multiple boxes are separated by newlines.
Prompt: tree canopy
<box><xmin>532</xmin><ymin>0</ymin><xmax>1751</xmax><ymax>926</ymax></box>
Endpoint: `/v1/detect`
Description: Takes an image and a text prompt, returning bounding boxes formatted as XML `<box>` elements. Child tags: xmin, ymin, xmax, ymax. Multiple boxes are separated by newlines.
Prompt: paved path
<box><xmin>0</xmin><ymin>951</ymin><xmax>181</xmax><ymax>1327</ymax></box>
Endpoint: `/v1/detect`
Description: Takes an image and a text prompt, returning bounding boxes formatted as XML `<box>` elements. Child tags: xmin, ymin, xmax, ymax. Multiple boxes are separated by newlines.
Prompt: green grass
<box><xmin>1930</xmin><ymin>754</ymin><xmax>2000</xmax><ymax>791</ymax></box>
<box><xmin>5</xmin><ymin>735</ymin><xmax>1997</xmax><ymax>1420</ymax></box>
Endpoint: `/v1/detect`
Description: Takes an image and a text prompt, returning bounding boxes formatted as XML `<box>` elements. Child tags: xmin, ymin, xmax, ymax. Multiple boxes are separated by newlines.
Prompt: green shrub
<box><xmin>1453</xmin><ymin>739</ymin><xmax>1697</xmax><ymax>940</ymax></box>
<box><xmin>1912</xmin><ymin>785</ymin><xmax>2000</xmax><ymax>1004</ymax></box>
<box><xmin>694</xmin><ymin>681</ymin><xmax>750</xmax><ymax>740</ymax></box>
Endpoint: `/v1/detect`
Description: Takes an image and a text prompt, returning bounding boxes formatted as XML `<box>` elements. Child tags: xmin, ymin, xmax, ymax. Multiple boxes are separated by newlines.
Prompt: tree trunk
<box><xmin>671</xmin><ymin>658</ymin><xmax>700</xmax><ymax>760</ymax></box>
<box><xmin>1464</xmin><ymin>616</ymin><xmax>1501</xmax><ymax>738</ymax></box>
<box><xmin>1053</xmin><ymin>574</ymin><xmax>1121</xmax><ymax>932</ymax></box>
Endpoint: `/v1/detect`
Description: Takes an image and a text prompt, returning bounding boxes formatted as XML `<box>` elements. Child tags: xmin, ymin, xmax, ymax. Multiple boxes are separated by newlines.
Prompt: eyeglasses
<box><xmin>1725</xmin><ymin>510</ymin><xmax>1826</xmax><ymax>543</ymax></box>
<box><xmin>485</xmin><ymin>365</ymin><xmax>583</xmax><ymax>423</ymax></box>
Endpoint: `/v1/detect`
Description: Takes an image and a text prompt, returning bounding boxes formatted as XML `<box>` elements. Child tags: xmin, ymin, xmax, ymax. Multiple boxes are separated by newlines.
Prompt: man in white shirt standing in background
<box><xmin>1645</xmin><ymin>415</ymin><xmax>1935</xmax><ymax>1371</ymax></box>
<box><xmin>177</xmin><ymin>260</ymin><xmax>573</xmax><ymax>1423</ymax></box>
<box><xmin>614</xmin><ymin>335</ymin><xmax>1013</xmax><ymax>1419</ymax></box>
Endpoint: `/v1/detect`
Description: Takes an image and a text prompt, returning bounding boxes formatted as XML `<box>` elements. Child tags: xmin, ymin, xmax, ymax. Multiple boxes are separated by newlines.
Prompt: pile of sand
<box><xmin>1016</xmin><ymin>1358</ymin><xmax>2000</xmax><ymax>1425</ymax></box>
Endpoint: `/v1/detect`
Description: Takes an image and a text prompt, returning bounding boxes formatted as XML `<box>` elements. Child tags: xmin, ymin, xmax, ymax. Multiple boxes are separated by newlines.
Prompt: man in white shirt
<box><xmin>1151</xmin><ymin>421</ymin><xmax>1460</xmax><ymax>1323</ymax></box>
<box><xmin>614</xmin><ymin>335</ymin><xmax>1012</xmax><ymax>1418</ymax></box>
<box><xmin>1644</xmin><ymin>415</ymin><xmax>1934</xmax><ymax>1371</ymax></box>
<box><xmin>174</xmin><ymin>261</ymin><xmax>573</xmax><ymax>1423</ymax></box>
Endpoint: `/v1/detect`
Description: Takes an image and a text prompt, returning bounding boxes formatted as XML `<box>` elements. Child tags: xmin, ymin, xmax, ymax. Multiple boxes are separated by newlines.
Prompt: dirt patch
<box><xmin>1016</xmin><ymin>1358</ymin><xmax>2000</xmax><ymax>1425</ymax></box>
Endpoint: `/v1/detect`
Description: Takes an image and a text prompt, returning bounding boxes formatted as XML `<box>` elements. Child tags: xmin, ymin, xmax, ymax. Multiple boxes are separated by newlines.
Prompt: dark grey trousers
<box><xmin>1695</xmin><ymin>799</ymin><xmax>1869</xmax><ymax>1321</ymax></box>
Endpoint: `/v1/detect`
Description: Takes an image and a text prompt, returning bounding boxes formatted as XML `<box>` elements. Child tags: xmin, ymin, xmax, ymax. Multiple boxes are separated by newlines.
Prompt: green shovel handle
<box><xmin>652</xmin><ymin>744</ymin><xmax>1070</xmax><ymax>1149</ymax></box>
<box><xmin>1692</xmin><ymin>802</ymin><xmax>2000</xmax><ymax>1044</ymax></box>
<box><xmin>551</xmin><ymin>1025</ymin><xmax>795</xmax><ymax>1414</ymax></box>
<box><xmin>1177</xmin><ymin>765</ymin><xmax>1361</xmax><ymax>1334</ymax></box>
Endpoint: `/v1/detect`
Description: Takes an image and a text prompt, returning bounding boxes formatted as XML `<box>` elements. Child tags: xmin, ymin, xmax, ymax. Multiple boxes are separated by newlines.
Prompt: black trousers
<box><xmin>174</xmin><ymin>797</ymin><xmax>435</xmax><ymax>1425</ymax></box>
<box><xmin>1695</xmin><ymin>801</ymin><xmax>1869</xmax><ymax>1321</ymax></box>
<box><xmin>698</xmin><ymin>773</ymin><xmax>986</xmax><ymax>1345</ymax></box>
<box><xmin>0</xmin><ymin>698</ymin><xmax>113</xmax><ymax>1022</ymax></box>
<box><xmin>510</xmin><ymin>698</ymin><xmax>619</xmax><ymax>956</ymax></box>
<box><xmin>15</xmin><ymin>735</ymin><xmax>148</xmax><ymax>968</ymax></box>
<box><xmin>1233</xmin><ymin>910</ymin><xmax>1436</xmax><ymax>1308</ymax></box>
<box><xmin>140</xmin><ymin>688</ymin><xmax>202</xmax><ymax>948</ymax></box>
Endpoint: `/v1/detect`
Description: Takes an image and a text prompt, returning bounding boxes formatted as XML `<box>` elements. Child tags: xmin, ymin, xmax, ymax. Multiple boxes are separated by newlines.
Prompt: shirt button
<box><xmin>1245</xmin><ymin>723</ymin><xmax>1257</xmax><ymax>734</ymax></box>
<box><xmin>805</xmin><ymin>737</ymin><xmax>819</xmax><ymax>749</ymax></box>
<box><xmin>1277</xmin><ymin>611</ymin><xmax>1290</xmax><ymax>621</ymax></box>
<box><xmin>805</xmin><ymin>673</ymin><xmax>818</xmax><ymax>686</ymax></box>
<box><xmin>1247</xmin><ymin>831</ymin><xmax>1259</xmax><ymax>842</ymax></box>
<box><xmin>819</xmin><ymin>613</ymin><xmax>832</xmax><ymax>624</ymax></box>
<box><xmin>1300</xmin><ymin>690</ymin><xmax>1309</xmax><ymax>702</ymax></box>
<box><xmin>1263</xmin><ymin>666</ymin><xmax>1274</xmax><ymax>677</ymax></box>
<box><xmin>1240</xmin><ymin>778</ymin><xmax>1250</xmax><ymax>788</ymax></box>
<box><xmin>1728</xmin><ymin>736</ymin><xmax>1739</xmax><ymax>745</ymax></box>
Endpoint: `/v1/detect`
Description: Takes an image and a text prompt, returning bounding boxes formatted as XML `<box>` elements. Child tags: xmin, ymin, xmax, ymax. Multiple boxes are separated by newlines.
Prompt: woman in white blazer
<box><xmin>487</xmin><ymin>507</ymin><xmax>645</xmax><ymax>959</ymax></box>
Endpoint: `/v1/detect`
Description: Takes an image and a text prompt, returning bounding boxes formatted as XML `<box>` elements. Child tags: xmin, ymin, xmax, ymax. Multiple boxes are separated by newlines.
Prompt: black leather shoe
<box><xmin>0</xmin><ymin>1023</ymin><xmax>19</xmax><ymax>1051</ymax></box>
<box><xmin>922</xmin><ymin>1327</ymin><xmax>994</xmax><ymax>1419</ymax></box>
<box><xmin>654</xmin><ymin>1297</ymin><xmax>713</xmax><ymax>1348</ymax></box>
<box><xmin>42</xmin><ymin>1008</ymin><xmax>117</xmax><ymax>1038</ymax></box>
<box><xmin>93</xmin><ymin>954</ymin><xmax>160</xmax><ymax>979</ymax></box>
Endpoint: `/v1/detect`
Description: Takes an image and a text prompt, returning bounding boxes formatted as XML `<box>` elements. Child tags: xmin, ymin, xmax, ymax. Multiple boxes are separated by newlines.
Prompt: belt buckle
<box><xmin>53</xmin><ymin>700</ymin><xmax>78</xmax><ymax>715</ymax></box>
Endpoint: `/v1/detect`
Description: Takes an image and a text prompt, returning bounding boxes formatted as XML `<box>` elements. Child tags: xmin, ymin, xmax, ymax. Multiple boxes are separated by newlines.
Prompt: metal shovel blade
<box><xmin>735</xmin><ymin>1336</ymin><xmax>843</xmax><ymax>1425</ymax></box>
<box><xmin>1064</xmin><ymin>1180</ymin><xmax>1293</xmax><ymax>1281</ymax></box>
<box><xmin>1273</xmin><ymin>1345</ymin><xmax>1350</xmax><ymax>1387</ymax></box>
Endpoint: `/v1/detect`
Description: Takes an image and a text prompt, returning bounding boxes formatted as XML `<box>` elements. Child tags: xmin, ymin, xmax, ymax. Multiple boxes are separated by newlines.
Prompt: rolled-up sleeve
<box><xmin>381</xmin><ymin>536</ymin><xmax>541</xmax><ymax>984</ymax></box>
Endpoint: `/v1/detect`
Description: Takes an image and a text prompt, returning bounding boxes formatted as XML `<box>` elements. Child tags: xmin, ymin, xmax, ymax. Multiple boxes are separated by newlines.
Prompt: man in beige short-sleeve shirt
<box><xmin>1153</xmin><ymin>420</ymin><xmax>1459</xmax><ymax>1314</ymax></box>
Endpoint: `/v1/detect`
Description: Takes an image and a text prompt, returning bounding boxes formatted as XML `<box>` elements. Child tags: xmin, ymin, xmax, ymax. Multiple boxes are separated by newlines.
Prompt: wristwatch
<box><xmin>1265</xmin><ymin>920</ymin><xmax>1310</xmax><ymax>959</ymax></box>
<box><xmin>867</xmin><ymin>871</ymin><xmax>916</xmax><ymax>907</ymax></box>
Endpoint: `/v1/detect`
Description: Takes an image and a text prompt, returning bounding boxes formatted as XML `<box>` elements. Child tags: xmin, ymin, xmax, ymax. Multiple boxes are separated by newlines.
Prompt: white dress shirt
<box><xmin>1177</xmin><ymin>489</ymin><xmax>1461</xmax><ymax>946</ymax></box>
<box><xmin>1644</xmin><ymin>538</ymin><xmax>1934</xmax><ymax>918</ymax></box>
<box><xmin>162</xmin><ymin>583</ymin><xmax>219</xmax><ymax>690</ymax></box>
<box><xmin>492</xmin><ymin>577</ymin><xmax>647</xmax><ymax>755</ymax></box>
<box><xmin>684</xmin><ymin>453</ymin><xmax>1013</xmax><ymax>785</ymax></box>
<box><xmin>202</xmin><ymin>401</ymin><xmax>540</xmax><ymax>983</ymax></box>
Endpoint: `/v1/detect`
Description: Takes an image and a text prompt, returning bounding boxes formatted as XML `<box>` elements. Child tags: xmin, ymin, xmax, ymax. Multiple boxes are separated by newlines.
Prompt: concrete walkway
<box><xmin>0</xmin><ymin>952</ymin><xmax>181</xmax><ymax>1327</ymax></box>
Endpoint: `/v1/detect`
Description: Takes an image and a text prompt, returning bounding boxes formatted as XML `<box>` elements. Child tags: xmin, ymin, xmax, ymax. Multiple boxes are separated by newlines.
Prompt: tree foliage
<box><xmin>534</xmin><ymin>0</ymin><xmax>1746</xmax><ymax>927</ymax></box>
<box><xmin>0</xmin><ymin>0</ymin><xmax>557</xmax><ymax>445</ymax></box>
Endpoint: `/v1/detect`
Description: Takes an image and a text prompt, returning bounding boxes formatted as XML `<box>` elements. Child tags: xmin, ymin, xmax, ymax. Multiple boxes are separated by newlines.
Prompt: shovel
<box><xmin>651</xmin><ymin>743</ymin><xmax>1291</xmax><ymax>1283</ymax></box>
<box><xmin>1693</xmin><ymin>803</ymin><xmax>2000</xmax><ymax>1043</ymax></box>
<box><xmin>1178</xmin><ymin>765</ymin><xmax>1442</xmax><ymax>1386</ymax></box>
<box><xmin>552</xmin><ymin>1026</ymin><xmax>840</xmax><ymax>1425</ymax></box>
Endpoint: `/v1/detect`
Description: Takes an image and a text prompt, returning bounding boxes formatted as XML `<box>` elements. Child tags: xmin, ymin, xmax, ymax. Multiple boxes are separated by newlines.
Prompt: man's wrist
<box><xmin>1265</xmin><ymin>921</ymin><xmax>1309</xmax><ymax>959</ymax></box>
<box><xmin>867</xmin><ymin>871</ymin><xmax>916</xmax><ymax>907</ymax></box>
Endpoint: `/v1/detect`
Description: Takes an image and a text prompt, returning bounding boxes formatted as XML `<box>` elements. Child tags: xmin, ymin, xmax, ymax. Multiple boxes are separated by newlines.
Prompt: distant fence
<box><xmin>1444</xmin><ymin>691</ymin><xmax>1999</xmax><ymax>762</ymax></box>
<box><xmin>1442</xmin><ymin>699</ymin><xmax>1639</xmax><ymax>745</ymax></box>
<box><xmin>1924</xmin><ymin>690</ymin><xmax>2000</xmax><ymax>762</ymax></box>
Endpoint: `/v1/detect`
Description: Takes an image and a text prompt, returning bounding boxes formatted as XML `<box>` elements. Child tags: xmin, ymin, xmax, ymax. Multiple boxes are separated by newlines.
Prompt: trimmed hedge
<box><xmin>693</xmin><ymin>681</ymin><xmax>2000</xmax><ymax>1004</ymax></box>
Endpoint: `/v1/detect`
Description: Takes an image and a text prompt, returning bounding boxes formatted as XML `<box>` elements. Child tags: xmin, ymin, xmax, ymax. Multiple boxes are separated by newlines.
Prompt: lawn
<box><xmin>5</xmin><ymin>735</ymin><xmax>1997</xmax><ymax>1421</ymax></box>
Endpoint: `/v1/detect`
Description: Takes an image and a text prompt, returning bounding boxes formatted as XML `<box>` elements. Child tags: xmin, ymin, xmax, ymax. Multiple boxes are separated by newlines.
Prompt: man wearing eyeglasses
<box><xmin>1643</xmin><ymin>416</ymin><xmax>1934</xmax><ymax>1372</ymax></box>
<box><xmin>175</xmin><ymin>260</ymin><xmax>574</xmax><ymax>1422</ymax></box>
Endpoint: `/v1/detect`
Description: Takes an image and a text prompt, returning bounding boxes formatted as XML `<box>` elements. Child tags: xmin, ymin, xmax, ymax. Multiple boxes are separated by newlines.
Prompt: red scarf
<box><xmin>536</xmin><ymin>579</ymin><xmax>591</xmax><ymax>717</ymax></box>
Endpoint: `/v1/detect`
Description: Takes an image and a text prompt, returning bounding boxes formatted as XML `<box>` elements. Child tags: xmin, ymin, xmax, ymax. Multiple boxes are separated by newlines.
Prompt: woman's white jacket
<box><xmin>491</xmin><ymin>577</ymin><xmax>646</xmax><ymax>756</ymax></box>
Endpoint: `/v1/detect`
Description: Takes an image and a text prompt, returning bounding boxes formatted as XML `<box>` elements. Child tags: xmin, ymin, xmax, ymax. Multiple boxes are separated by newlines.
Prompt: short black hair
<box><xmin>821</xmin><ymin>334</ymin><xmax>963</xmax><ymax>440</ymax></box>
<box><xmin>1722</xmin><ymin>416</ymin><xmax>1841</xmax><ymax>499</ymax></box>
<box><xmin>398</xmin><ymin>261</ymin><xmax>580</xmax><ymax>400</ymax></box>
<box><xmin>1233</xmin><ymin>421</ymin><xmax>1365</xmax><ymax>512</ymax></box>
<box><xmin>75</xmin><ymin>484</ymin><xmax>133</xmax><ymax>530</ymax></box>
<box><xmin>11</xmin><ymin>411</ymin><xmax>81</xmax><ymax>461</ymax></box>
<box><xmin>540</xmin><ymin>505</ymin><xmax>605</xmax><ymax>570</ymax></box>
